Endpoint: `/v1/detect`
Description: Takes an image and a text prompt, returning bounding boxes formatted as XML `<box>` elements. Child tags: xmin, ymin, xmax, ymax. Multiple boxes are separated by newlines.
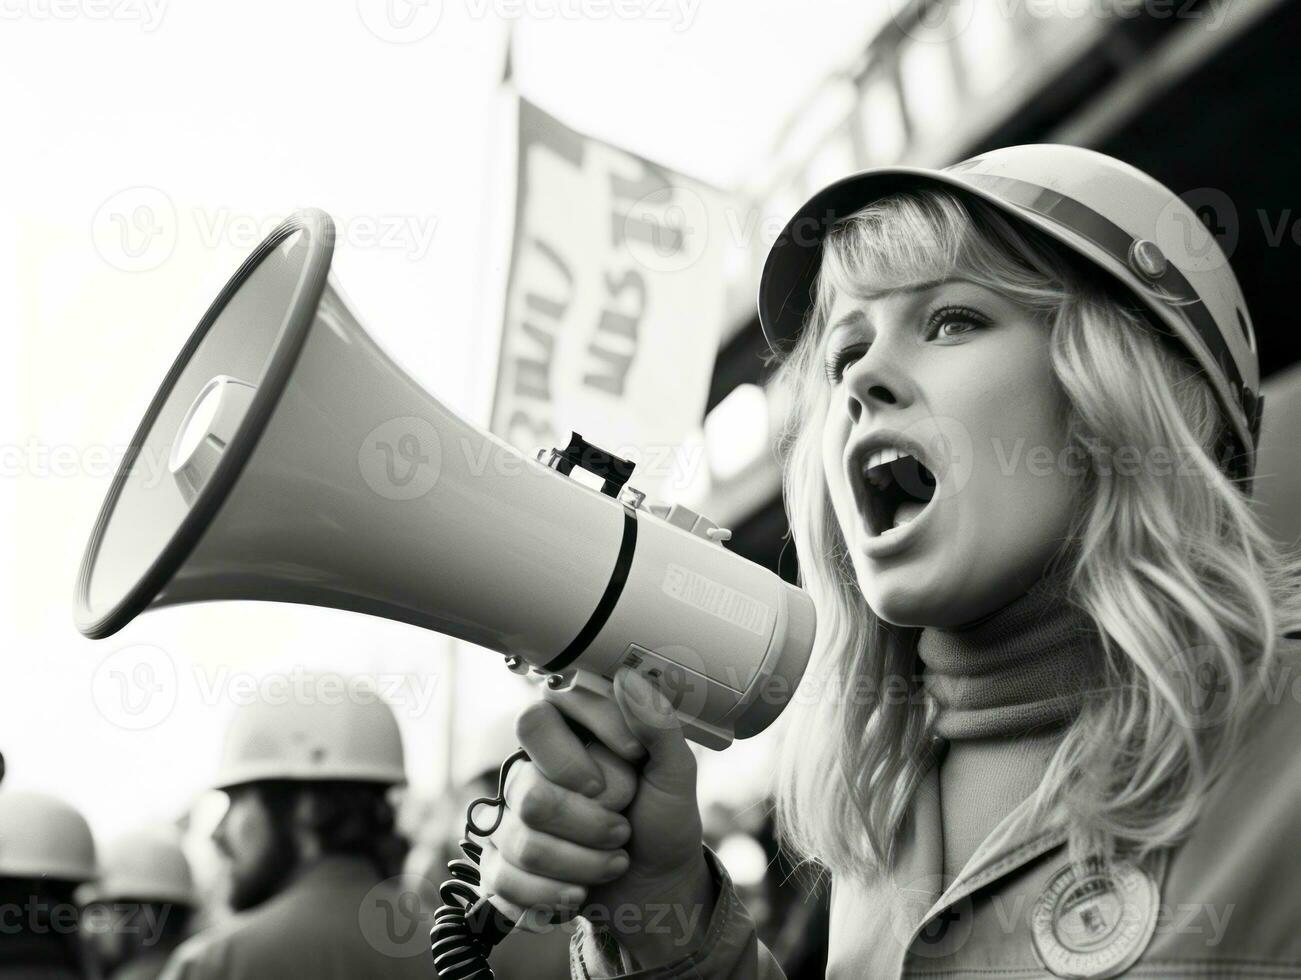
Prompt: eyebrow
<box><xmin>828</xmin><ymin>308</ymin><xmax>868</xmax><ymax>334</ymax></box>
<box><xmin>824</xmin><ymin>276</ymin><xmax>970</xmax><ymax>339</ymax></box>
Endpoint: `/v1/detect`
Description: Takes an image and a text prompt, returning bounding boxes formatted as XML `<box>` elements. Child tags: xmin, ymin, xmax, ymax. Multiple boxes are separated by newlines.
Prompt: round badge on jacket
<box><xmin>1031</xmin><ymin>857</ymin><xmax>1159</xmax><ymax>979</ymax></box>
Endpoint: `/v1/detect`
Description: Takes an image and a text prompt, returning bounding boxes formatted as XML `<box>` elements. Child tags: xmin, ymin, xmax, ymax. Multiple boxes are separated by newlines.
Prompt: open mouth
<box><xmin>860</xmin><ymin>447</ymin><xmax>937</xmax><ymax>537</ymax></box>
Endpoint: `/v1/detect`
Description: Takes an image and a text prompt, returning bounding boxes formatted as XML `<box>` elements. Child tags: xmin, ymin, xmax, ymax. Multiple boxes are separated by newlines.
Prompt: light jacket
<box><xmin>571</xmin><ymin>646</ymin><xmax>1301</xmax><ymax>979</ymax></box>
<box><xmin>158</xmin><ymin>856</ymin><xmax>433</xmax><ymax>980</ymax></box>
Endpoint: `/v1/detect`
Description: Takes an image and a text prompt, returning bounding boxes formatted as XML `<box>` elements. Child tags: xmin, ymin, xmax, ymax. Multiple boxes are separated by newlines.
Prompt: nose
<box><xmin>843</xmin><ymin>350</ymin><xmax>904</xmax><ymax>426</ymax></box>
<box><xmin>211</xmin><ymin>803</ymin><xmax>231</xmax><ymax>853</ymax></box>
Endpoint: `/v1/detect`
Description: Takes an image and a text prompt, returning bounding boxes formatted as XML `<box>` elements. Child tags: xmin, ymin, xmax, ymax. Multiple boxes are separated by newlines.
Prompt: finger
<box><xmin>515</xmin><ymin>700</ymin><xmax>606</xmax><ymax>797</ymax></box>
<box><xmin>476</xmin><ymin>846</ymin><xmax>527</xmax><ymax>922</ymax></box>
<box><xmin>480</xmin><ymin>841</ymin><xmax>581</xmax><ymax>929</ymax></box>
<box><xmin>586</xmin><ymin>743</ymin><xmax>640</xmax><ymax>813</ymax></box>
<box><xmin>612</xmin><ymin>669</ymin><xmax>698</xmax><ymax>800</ymax></box>
<box><xmin>503</xmin><ymin>762</ymin><xmax>631</xmax><ymax>848</ymax></box>
<box><xmin>543</xmin><ymin>685</ymin><xmax>646</xmax><ymax>763</ymax></box>
<box><xmin>494</xmin><ymin>817</ymin><xmax>630</xmax><ymax>885</ymax></box>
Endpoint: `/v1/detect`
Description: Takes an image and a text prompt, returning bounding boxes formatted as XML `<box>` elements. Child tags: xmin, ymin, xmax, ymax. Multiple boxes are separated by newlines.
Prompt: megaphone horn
<box><xmin>75</xmin><ymin>209</ymin><xmax>815</xmax><ymax>750</ymax></box>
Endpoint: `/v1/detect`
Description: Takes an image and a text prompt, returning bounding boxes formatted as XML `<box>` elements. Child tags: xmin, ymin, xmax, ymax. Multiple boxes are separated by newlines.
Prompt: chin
<box><xmin>856</xmin><ymin>561</ymin><xmax>957</xmax><ymax>628</ymax></box>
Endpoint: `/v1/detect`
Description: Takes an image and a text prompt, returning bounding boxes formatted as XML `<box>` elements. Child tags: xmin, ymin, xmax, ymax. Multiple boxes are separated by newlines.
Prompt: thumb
<box><xmin>612</xmin><ymin>668</ymin><xmax>697</xmax><ymax>799</ymax></box>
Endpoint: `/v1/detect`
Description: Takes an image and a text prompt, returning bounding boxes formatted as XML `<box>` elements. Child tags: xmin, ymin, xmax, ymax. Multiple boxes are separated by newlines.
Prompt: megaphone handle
<box><xmin>430</xmin><ymin>718</ymin><xmax>601</xmax><ymax>978</ymax></box>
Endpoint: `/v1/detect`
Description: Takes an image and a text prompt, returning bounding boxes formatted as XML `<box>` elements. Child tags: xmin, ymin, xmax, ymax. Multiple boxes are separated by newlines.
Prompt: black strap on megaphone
<box><xmin>431</xmin><ymin>434</ymin><xmax>638</xmax><ymax>978</ymax></box>
<box><xmin>430</xmin><ymin>719</ymin><xmax>600</xmax><ymax>979</ymax></box>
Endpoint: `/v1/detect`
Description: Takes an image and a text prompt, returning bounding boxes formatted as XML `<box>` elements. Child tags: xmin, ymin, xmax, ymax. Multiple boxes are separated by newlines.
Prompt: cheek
<box><xmin>820</xmin><ymin>406</ymin><xmax>855</xmax><ymax>525</ymax></box>
<box><xmin>949</xmin><ymin>341</ymin><xmax>1076</xmax><ymax>535</ymax></box>
<box><xmin>227</xmin><ymin>803</ymin><xmax>269</xmax><ymax>856</ymax></box>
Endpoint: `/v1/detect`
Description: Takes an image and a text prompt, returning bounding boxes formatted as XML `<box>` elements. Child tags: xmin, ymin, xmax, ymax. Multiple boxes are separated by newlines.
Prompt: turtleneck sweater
<box><xmin>917</xmin><ymin>568</ymin><xmax>1105</xmax><ymax>881</ymax></box>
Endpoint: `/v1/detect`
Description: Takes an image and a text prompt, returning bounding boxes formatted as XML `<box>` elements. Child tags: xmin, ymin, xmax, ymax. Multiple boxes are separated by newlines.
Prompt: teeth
<box><xmin>863</xmin><ymin>446</ymin><xmax>917</xmax><ymax>490</ymax></box>
<box><xmin>864</xmin><ymin>446</ymin><xmax>907</xmax><ymax>472</ymax></box>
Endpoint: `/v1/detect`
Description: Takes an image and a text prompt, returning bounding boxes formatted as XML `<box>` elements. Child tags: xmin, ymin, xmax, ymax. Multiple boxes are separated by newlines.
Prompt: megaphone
<box><xmin>74</xmin><ymin>209</ymin><xmax>815</xmax><ymax>750</ymax></box>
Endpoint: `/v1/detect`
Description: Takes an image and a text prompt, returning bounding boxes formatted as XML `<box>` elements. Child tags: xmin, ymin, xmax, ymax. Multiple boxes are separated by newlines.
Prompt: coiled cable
<box><xmin>430</xmin><ymin>718</ymin><xmax>597</xmax><ymax>979</ymax></box>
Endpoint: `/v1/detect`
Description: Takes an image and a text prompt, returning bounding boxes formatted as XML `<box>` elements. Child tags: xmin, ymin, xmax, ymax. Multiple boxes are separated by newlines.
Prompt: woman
<box><xmin>480</xmin><ymin>145</ymin><xmax>1301</xmax><ymax>978</ymax></box>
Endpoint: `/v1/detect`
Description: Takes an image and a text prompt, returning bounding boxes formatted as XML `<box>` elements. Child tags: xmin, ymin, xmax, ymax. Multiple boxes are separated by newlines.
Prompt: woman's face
<box><xmin>820</xmin><ymin>276</ymin><xmax>1077</xmax><ymax>628</ymax></box>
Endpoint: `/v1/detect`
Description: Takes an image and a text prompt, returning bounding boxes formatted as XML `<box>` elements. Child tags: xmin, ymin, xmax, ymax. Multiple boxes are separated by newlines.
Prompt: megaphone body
<box><xmin>76</xmin><ymin>210</ymin><xmax>815</xmax><ymax>749</ymax></box>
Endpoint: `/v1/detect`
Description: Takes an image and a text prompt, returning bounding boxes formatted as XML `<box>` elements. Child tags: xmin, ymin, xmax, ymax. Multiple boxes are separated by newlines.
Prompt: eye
<box><xmin>824</xmin><ymin>342</ymin><xmax>869</xmax><ymax>385</ymax></box>
<box><xmin>926</xmin><ymin>305</ymin><xmax>990</xmax><ymax>340</ymax></box>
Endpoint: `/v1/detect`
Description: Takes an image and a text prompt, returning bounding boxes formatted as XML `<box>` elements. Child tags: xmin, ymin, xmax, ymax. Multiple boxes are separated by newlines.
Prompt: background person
<box><xmin>159</xmin><ymin>675</ymin><xmax>432</xmax><ymax>980</ymax></box>
<box><xmin>78</xmin><ymin>828</ymin><xmax>196</xmax><ymax>980</ymax></box>
<box><xmin>0</xmin><ymin>790</ymin><xmax>98</xmax><ymax>980</ymax></box>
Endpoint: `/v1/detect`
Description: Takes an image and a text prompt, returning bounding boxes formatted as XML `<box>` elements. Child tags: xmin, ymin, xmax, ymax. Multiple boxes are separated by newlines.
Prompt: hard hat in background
<box><xmin>212</xmin><ymin>675</ymin><xmax>406</xmax><ymax>790</ymax></box>
<box><xmin>81</xmin><ymin>828</ymin><xmax>195</xmax><ymax>906</ymax></box>
<box><xmin>758</xmin><ymin>144</ymin><xmax>1264</xmax><ymax>483</ymax></box>
<box><xmin>0</xmin><ymin>790</ymin><xmax>97</xmax><ymax>882</ymax></box>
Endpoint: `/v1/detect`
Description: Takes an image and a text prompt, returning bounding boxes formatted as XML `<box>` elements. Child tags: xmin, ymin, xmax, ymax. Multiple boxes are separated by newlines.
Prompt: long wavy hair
<box><xmin>770</xmin><ymin>187</ymin><xmax>1301</xmax><ymax>884</ymax></box>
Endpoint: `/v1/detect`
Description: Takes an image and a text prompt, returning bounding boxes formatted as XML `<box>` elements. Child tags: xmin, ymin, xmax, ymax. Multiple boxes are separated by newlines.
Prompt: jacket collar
<box><xmin>901</xmin><ymin>762</ymin><xmax>1070</xmax><ymax>955</ymax></box>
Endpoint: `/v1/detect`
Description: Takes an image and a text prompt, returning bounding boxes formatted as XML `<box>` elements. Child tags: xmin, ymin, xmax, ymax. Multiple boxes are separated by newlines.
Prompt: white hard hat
<box><xmin>213</xmin><ymin>675</ymin><xmax>406</xmax><ymax>789</ymax></box>
<box><xmin>0</xmin><ymin>790</ymin><xmax>97</xmax><ymax>882</ymax></box>
<box><xmin>82</xmin><ymin>828</ymin><xmax>195</xmax><ymax>906</ymax></box>
<box><xmin>759</xmin><ymin>144</ymin><xmax>1264</xmax><ymax>485</ymax></box>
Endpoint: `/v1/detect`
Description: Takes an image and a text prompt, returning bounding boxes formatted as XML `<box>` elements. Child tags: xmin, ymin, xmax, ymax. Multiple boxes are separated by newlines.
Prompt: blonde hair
<box><xmin>771</xmin><ymin>188</ymin><xmax>1301</xmax><ymax>883</ymax></box>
